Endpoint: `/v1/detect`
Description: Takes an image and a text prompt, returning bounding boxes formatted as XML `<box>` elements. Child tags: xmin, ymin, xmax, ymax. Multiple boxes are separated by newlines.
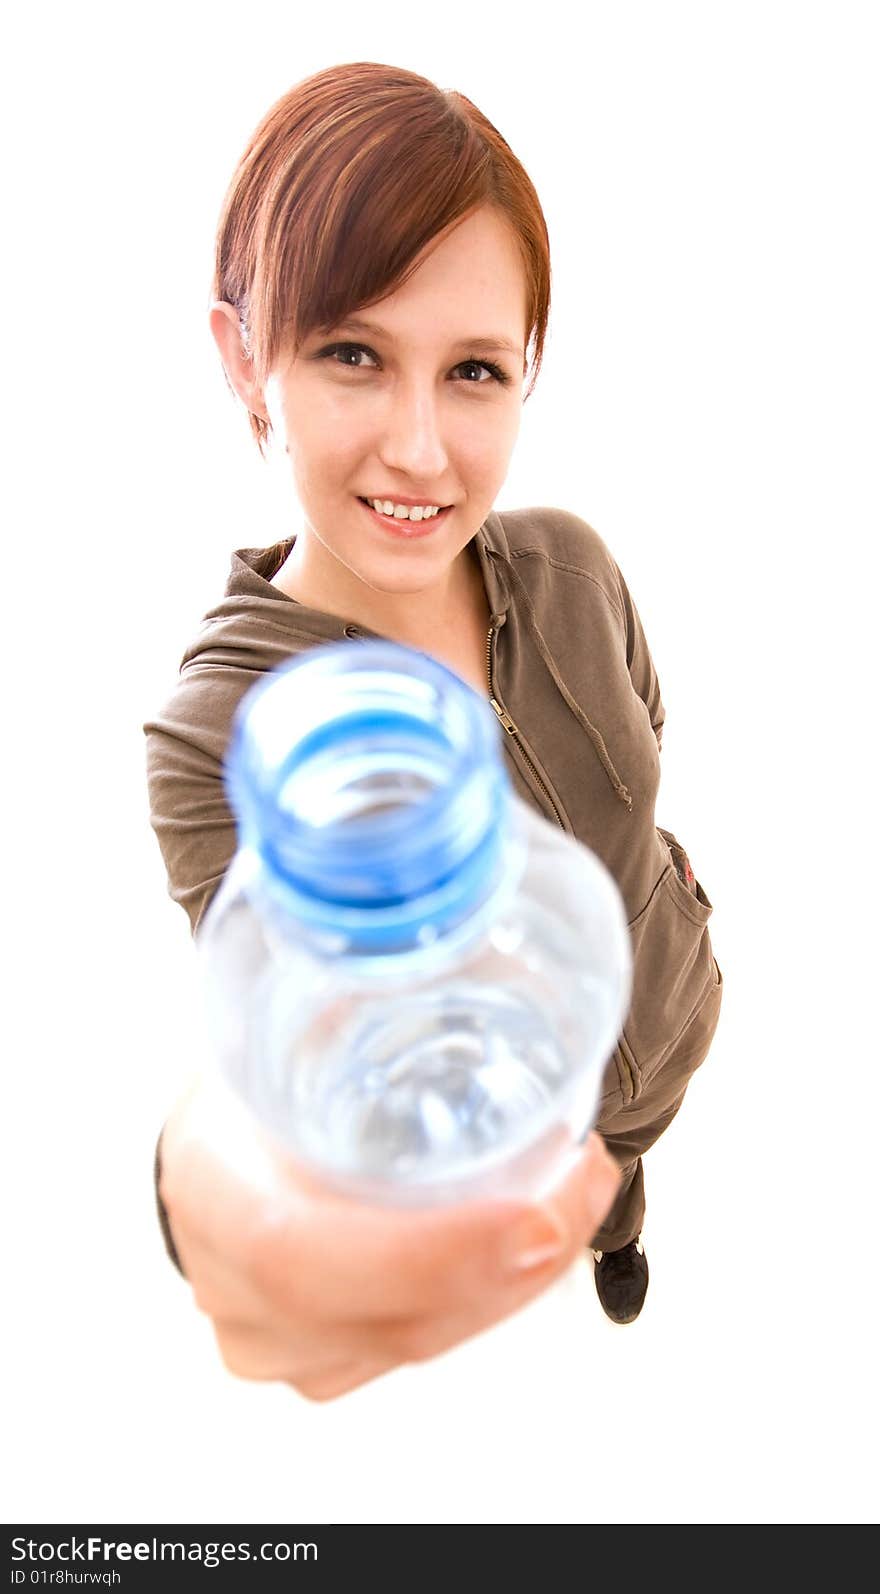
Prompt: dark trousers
<box><xmin>590</xmin><ymin>966</ymin><xmax>723</xmax><ymax>1252</ymax></box>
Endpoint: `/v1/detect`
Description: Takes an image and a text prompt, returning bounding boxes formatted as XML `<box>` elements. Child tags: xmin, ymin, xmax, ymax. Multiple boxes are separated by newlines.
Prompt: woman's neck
<box><xmin>270</xmin><ymin>531</ymin><xmax>488</xmax><ymax>646</ymax></box>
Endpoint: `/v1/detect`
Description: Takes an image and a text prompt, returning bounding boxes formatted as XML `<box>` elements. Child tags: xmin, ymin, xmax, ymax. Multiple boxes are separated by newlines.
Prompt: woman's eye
<box><xmin>457</xmin><ymin>359</ymin><xmax>494</xmax><ymax>384</ymax></box>
<box><xmin>318</xmin><ymin>343</ymin><xmax>507</xmax><ymax>385</ymax></box>
<box><xmin>328</xmin><ymin>343</ymin><xmax>376</xmax><ymax>370</ymax></box>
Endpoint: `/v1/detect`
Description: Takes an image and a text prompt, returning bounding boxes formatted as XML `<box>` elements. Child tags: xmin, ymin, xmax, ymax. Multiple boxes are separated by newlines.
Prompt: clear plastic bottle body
<box><xmin>196</xmin><ymin>641</ymin><xmax>632</xmax><ymax>1206</ymax></box>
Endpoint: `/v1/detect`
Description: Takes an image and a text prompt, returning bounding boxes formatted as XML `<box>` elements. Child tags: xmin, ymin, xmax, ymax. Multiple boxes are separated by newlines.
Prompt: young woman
<box><xmin>146</xmin><ymin>61</ymin><xmax>722</xmax><ymax>1398</ymax></box>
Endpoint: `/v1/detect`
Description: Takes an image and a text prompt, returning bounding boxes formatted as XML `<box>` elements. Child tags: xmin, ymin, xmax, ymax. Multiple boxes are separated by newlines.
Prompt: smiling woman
<box><xmin>144</xmin><ymin>60</ymin><xmax>722</xmax><ymax>1391</ymax></box>
<box><xmin>209</xmin><ymin>197</ymin><xmax>531</xmax><ymax>648</ymax></box>
<box><xmin>203</xmin><ymin>61</ymin><xmax>547</xmax><ymax>647</ymax></box>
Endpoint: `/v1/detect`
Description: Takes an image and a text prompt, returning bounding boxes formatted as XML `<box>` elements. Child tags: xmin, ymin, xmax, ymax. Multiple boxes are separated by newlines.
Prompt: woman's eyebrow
<box><xmin>329</xmin><ymin>316</ymin><xmax>523</xmax><ymax>358</ymax></box>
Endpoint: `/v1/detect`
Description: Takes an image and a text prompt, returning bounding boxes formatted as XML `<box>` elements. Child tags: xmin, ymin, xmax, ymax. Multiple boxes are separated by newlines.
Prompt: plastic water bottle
<box><xmin>197</xmin><ymin>640</ymin><xmax>632</xmax><ymax>1206</ymax></box>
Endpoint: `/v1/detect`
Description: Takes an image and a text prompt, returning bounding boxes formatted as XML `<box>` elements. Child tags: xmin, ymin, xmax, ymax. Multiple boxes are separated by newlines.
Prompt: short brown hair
<box><xmin>210</xmin><ymin>60</ymin><xmax>552</xmax><ymax>457</ymax></box>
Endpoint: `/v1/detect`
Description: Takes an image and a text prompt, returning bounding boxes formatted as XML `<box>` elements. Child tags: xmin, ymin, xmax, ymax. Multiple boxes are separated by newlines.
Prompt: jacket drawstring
<box><xmin>489</xmin><ymin>551</ymin><xmax>633</xmax><ymax>812</ymax></box>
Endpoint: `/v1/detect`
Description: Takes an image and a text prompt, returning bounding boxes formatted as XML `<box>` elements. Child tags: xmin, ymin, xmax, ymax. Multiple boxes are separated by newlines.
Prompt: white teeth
<box><xmin>368</xmin><ymin>498</ymin><xmax>441</xmax><ymax>521</ymax></box>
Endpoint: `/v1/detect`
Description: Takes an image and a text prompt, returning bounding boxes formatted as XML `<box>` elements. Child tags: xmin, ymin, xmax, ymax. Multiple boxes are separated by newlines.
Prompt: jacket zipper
<box><xmin>485</xmin><ymin>624</ymin><xmax>565</xmax><ymax>829</ymax></box>
<box><xmin>486</xmin><ymin>621</ymin><xmax>639</xmax><ymax>1105</ymax></box>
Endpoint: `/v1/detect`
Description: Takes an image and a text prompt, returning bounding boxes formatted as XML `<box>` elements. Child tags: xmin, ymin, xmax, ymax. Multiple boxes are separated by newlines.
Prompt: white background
<box><xmin>3</xmin><ymin>0</ymin><xmax>877</xmax><ymax>1526</ymax></box>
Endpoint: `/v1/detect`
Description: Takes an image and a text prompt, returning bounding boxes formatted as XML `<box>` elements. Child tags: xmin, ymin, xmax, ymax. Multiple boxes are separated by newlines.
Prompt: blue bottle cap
<box><xmin>224</xmin><ymin>641</ymin><xmax>513</xmax><ymax>953</ymax></box>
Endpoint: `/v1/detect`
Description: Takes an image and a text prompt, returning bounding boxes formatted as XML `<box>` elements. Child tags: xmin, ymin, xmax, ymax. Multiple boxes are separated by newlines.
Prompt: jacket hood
<box><xmin>182</xmin><ymin>509</ymin><xmax>632</xmax><ymax>811</ymax></box>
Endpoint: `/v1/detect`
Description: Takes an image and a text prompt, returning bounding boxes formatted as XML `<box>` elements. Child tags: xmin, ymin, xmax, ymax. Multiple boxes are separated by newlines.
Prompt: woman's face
<box><xmin>255</xmin><ymin>205</ymin><xmax>528</xmax><ymax>611</ymax></box>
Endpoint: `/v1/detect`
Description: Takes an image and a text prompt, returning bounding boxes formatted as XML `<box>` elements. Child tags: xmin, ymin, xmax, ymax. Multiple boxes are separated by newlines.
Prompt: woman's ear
<box><xmin>208</xmin><ymin>301</ymin><xmax>270</xmax><ymax>422</ymax></box>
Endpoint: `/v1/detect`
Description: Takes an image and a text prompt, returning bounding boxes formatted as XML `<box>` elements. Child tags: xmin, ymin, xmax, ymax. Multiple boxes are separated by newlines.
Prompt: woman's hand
<box><xmin>158</xmin><ymin>1072</ymin><xmax>620</xmax><ymax>1402</ymax></box>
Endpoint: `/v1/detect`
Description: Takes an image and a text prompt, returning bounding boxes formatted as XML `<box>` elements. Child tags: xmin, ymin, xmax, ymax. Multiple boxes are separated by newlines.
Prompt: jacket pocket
<box><xmin>616</xmin><ymin>828</ymin><xmax>719</xmax><ymax>1100</ymax></box>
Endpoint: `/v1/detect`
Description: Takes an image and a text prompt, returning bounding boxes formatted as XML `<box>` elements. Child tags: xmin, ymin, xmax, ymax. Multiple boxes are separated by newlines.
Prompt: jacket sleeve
<box><xmin>143</xmin><ymin>664</ymin><xmax>259</xmax><ymax>937</ymax></box>
<box><xmin>144</xmin><ymin>664</ymin><xmax>258</xmax><ymax>1278</ymax></box>
<box><xmin>611</xmin><ymin>558</ymin><xmax>665</xmax><ymax>753</ymax></box>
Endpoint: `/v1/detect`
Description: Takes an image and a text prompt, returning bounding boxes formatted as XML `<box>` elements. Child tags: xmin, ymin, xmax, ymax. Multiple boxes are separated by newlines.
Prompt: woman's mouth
<box><xmin>357</xmin><ymin>497</ymin><xmax>453</xmax><ymax>539</ymax></box>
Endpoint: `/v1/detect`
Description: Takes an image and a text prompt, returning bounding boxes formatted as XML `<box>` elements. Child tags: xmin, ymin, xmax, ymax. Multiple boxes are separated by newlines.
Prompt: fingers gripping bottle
<box><xmin>197</xmin><ymin>641</ymin><xmax>632</xmax><ymax>1206</ymax></box>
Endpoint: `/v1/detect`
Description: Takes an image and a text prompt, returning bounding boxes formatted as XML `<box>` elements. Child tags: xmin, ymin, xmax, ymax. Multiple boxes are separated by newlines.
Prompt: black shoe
<box><xmin>591</xmin><ymin>1237</ymin><xmax>649</xmax><ymax>1323</ymax></box>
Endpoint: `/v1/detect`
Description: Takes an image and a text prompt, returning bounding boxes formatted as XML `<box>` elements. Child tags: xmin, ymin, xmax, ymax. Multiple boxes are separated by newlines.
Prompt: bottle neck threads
<box><xmin>224</xmin><ymin>642</ymin><xmax>513</xmax><ymax>954</ymax></box>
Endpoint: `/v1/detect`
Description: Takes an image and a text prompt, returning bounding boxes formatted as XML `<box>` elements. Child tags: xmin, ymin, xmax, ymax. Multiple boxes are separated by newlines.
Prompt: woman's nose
<box><xmin>378</xmin><ymin>385</ymin><xmax>450</xmax><ymax>476</ymax></box>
